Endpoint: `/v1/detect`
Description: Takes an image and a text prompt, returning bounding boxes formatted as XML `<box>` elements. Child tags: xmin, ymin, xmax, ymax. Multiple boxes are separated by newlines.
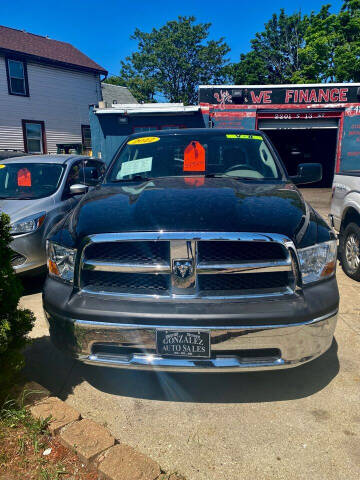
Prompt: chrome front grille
<box><xmin>197</xmin><ymin>241</ymin><xmax>287</xmax><ymax>263</ymax></box>
<box><xmin>84</xmin><ymin>241</ymin><xmax>170</xmax><ymax>264</ymax></box>
<box><xmin>79</xmin><ymin>232</ymin><xmax>296</xmax><ymax>298</ymax></box>
<box><xmin>198</xmin><ymin>272</ymin><xmax>290</xmax><ymax>293</ymax></box>
<box><xmin>81</xmin><ymin>271</ymin><xmax>170</xmax><ymax>293</ymax></box>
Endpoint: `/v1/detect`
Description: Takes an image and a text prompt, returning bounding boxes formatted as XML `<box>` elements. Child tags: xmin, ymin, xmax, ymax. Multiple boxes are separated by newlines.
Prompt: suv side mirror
<box><xmin>81</xmin><ymin>161</ymin><xmax>106</xmax><ymax>186</ymax></box>
<box><xmin>70</xmin><ymin>184</ymin><xmax>88</xmax><ymax>195</ymax></box>
<box><xmin>290</xmin><ymin>163</ymin><xmax>322</xmax><ymax>185</ymax></box>
<box><xmin>82</xmin><ymin>166</ymin><xmax>100</xmax><ymax>186</ymax></box>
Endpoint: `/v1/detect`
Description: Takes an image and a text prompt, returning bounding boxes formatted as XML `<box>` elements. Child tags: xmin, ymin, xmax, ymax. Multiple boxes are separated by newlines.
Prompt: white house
<box><xmin>0</xmin><ymin>25</ymin><xmax>107</xmax><ymax>154</ymax></box>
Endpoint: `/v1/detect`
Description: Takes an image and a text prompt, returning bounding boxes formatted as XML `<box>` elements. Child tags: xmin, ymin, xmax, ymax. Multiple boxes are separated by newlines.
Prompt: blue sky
<box><xmin>2</xmin><ymin>0</ymin><xmax>344</xmax><ymax>76</ymax></box>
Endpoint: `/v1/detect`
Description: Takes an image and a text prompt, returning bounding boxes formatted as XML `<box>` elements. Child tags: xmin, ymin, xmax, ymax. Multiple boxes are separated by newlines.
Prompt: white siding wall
<box><xmin>0</xmin><ymin>56</ymin><xmax>102</xmax><ymax>153</ymax></box>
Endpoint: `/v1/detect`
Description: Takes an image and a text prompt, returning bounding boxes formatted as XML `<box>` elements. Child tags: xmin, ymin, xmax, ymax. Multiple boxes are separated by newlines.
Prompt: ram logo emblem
<box><xmin>173</xmin><ymin>260</ymin><xmax>194</xmax><ymax>279</ymax></box>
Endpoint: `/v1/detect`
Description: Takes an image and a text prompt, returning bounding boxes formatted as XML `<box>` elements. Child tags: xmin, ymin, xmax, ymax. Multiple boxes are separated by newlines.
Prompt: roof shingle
<box><xmin>101</xmin><ymin>83</ymin><xmax>138</xmax><ymax>105</ymax></box>
<box><xmin>0</xmin><ymin>25</ymin><xmax>107</xmax><ymax>74</ymax></box>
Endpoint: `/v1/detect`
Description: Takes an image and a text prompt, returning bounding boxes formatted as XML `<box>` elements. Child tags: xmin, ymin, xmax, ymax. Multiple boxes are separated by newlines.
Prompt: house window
<box><xmin>81</xmin><ymin>125</ymin><xmax>92</xmax><ymax>150</ymax></box>
<box><xmin>6</xmin><ymin>59</ymin><xmax>29</xmax><ymax>96</ymax></box>
<box><xmin>22</xmin><ymin>120</ymin><xmax>46</xmax><ymax>154</ymax></box>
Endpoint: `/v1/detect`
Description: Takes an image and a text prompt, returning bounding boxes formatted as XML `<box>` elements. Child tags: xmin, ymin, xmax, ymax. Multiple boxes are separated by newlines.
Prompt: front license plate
<box><xmin>156</xmin><ymin>330</ymin><xmax>211</xmax><ymax>358</ymax></box>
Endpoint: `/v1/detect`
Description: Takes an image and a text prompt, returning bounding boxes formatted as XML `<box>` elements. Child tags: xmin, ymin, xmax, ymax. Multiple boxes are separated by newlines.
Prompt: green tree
<box><xmin>107</xmin><ymin>16</ymin><xmax>230</xmax><ymax>104</ymax></box>
<box><xmin>0</xmin><ymin>213</ymin><xmax>34</xmax><ymax>400</ymax></box>
<box><xmin>231</xmin><ymin>9</ymin><xmax>308</xmax><ymax>85</ymax></box>
<box><xmin>294</xmin><ymin>0</ymin><xmax>360</xmax><ymax>83</ymax></box>
<box><xmin>106</xmin><ymin>68</ymin><xmax>157</xmax><ymax>104</ymax></box>
<box><xmin>226</xmin><ymin>51</ymin><xmax>268</xmax><ymax>85</ymax></box>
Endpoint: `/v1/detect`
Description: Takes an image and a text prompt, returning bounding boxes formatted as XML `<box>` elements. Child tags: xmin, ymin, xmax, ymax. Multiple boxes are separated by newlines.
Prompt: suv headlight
<box><xmin>297</xmin><ymin>240</ymin><xmax>337</xmax><ymax>284</ymax></box>
<box><xmin>11</xmin><ymin>212</ymin><xmax>46</xmax><ymax>235</ymax></box>
<box><xmin>47</xmin><ymin>241</ymin><xmax>76</xmax><ymax>283</ymax></box>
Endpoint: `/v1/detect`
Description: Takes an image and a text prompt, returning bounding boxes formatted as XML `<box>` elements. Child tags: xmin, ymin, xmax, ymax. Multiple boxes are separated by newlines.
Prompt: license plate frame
<box><xmin>156</xmin><ymin>330</ymin><xmax>211</xmax><ymax>359</ymax></box>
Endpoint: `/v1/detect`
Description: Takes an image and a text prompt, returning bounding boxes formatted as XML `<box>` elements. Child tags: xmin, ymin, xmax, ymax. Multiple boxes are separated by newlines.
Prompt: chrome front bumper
<box><xmin>46</xmin><ymin>310</ymin><xmax>338</xmax><ymax>372</ymax></box>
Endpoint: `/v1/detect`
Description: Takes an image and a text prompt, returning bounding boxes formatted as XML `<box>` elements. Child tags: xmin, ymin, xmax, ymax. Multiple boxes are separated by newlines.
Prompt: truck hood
<box><xmin>62</xmin><ymin>177</ymin><xmax>322</xmax><ymax>248</ymax></box>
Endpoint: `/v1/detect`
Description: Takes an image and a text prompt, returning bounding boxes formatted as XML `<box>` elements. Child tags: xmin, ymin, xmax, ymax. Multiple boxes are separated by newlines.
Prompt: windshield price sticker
<box><xmin>0</xmin><ymin>165</ymin><xmax>5</xmax><ymax>169</ymax></box>
<box><xmin>17</xmin><ymin>168</ymin><xmax>32</xmax><ymax>187</ymax></box>
<box><xmin>118</xmin><ymin>157</ymin><xmax>153</xmax><ymax>178</ymax></box>
<box><xmin>127</xmin><ymin>137</ymin><xmax>160</xmax><ymax>145</ymax></box>
<box><xmin>183</xmin><ymin>141</ymin><xmax>206</xmax><ymax>171</ymax></box>
<box><xmin>226</xmin><ymin>134</ymin><xmax>263</xmax><ymax>140</ymax></box>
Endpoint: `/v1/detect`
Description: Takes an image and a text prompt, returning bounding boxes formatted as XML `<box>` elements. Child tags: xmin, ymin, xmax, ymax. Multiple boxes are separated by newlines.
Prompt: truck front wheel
<box><xmin>340</xmin><ymin>222</ymin><xmax>360</xmax><ymax>281</ymax></box>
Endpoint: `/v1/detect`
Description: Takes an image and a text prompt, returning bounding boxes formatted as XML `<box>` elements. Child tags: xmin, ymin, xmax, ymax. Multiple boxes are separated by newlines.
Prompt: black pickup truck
<box><xmin>43</xmin><ymin>129</ymin><xmax>339</xmax><ymax>372</ymax></box>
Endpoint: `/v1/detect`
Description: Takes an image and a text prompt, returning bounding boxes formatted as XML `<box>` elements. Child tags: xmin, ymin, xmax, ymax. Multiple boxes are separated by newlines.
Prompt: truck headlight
<box><xmin>11</xmin><ymin>212</ymin><xmax>46</xmax><ymax>235</ymax></box>
<box><xmin>47</xmin><ymin>241</ymin><xmax>76</xmax><ymax>283</ymax></box>
<box><xmin>297</xmin><ymin>240</ymin><xmax>337</xmax><ymax>284</ymax></box>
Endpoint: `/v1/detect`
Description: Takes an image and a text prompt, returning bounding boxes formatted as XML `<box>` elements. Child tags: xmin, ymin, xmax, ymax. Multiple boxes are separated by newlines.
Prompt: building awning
<box><xmin>94</xmin><ymin>103</ymin><xmax>200</xmax><ymax>115</ymax></box>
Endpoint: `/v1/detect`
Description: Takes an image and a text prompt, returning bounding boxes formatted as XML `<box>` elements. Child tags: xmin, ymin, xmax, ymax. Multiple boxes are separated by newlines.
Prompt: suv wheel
<box><xmin>340</xmin><ymin>222</ymin><xmax>360</xmax><ymax>281</ymax></box>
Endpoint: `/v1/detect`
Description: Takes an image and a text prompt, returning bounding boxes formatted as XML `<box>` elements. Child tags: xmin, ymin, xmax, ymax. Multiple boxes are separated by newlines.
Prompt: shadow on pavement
<box><xmin>25</xmin><ymin>336</ymin><xmax>340</xmax><ymax>404</ymax></box>
<box><xmin>20</xmin><ymin>273</ymin><xmax>46</xmax><ymax>296</ymax></box>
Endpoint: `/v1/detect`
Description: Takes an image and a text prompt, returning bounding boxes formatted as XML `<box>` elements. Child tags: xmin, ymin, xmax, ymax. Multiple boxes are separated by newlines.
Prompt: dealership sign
<box><xmin>256</xmin><ymin>111</ymin><xmax>342</xmax><ymax>120</ymax></box>
<box><xmin>199</xmin><ymin>85</ymin><xmax>360</xmax><ymax>106</ymax></box>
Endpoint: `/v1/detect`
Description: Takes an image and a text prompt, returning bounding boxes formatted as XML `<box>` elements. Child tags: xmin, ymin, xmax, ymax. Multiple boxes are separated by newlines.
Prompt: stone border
<box><xmin>24</xmin><ymin>381</ymin><xmax>184</xmax><ymax>480</ymax></box>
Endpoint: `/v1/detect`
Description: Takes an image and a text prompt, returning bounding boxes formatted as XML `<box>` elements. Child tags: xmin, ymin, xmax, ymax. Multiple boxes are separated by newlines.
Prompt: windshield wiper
<box><xmin>204</xmin><ymin>173</ymin><xmax>265</xmax><ymax>181</ymax></box>
<box><xmin>111</xmin><ymin>175</ymin><xmax>155</xmax><ymax>183</ymax></box>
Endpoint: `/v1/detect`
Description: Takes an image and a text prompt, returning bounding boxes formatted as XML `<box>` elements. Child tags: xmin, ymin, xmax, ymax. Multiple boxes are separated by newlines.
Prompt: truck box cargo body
<box><xmin>89</xmin><ymin>104</ymin><xmax>205</xmax><ymax>165</ymax></box>
<box><xmin>199</xmin><ymin>83</ymin><xmax>360</xmax><ymax>187</ymax></box>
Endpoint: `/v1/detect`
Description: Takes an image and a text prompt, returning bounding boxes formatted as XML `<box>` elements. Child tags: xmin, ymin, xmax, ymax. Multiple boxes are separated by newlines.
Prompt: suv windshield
<box><xmin>0</xmin><ymin>163</ymin><xmax>64</xmax><ymax>199</ymax></box>
<box><xmin>108</xmin><ymin>132</ymin><xmax>283</xmax><ymax>182</ymax></box>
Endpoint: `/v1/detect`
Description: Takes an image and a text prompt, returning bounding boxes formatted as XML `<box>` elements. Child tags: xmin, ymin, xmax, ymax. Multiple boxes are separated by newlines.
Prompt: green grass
<box><xmin>1</xmin><ymin>390</ymin><xmax>51</xmax><ymax>433</ymax></box>
<box><xmin>39</xmin><ymin>464</ymin><xmax>67</xmax><ymax>480</ymax></box>
<box><xmin>0</xmin><ymin>389</ymin><xmax>98</xmax><ymax>480</ymax></box>
<box><xmin>0</xmin><ymin>392</ymin><xmax>51</xmax><ymax>459</ymax></box>
<box><xmin>17</xmin><ymin>436</ymin><xmax>26</xmax><ymax>455</ymax></box>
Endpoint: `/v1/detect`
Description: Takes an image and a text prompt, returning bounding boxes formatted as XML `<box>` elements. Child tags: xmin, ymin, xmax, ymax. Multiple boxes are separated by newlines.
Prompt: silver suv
<box><xmin>330</xmin><ymin>172</ymin><xmax>360</xmax><ymax>280</ymax></box>
<box><xmin>0</xmin><ymin>155</ymin><xmax>105</xmax><ymax>275</ymax></box>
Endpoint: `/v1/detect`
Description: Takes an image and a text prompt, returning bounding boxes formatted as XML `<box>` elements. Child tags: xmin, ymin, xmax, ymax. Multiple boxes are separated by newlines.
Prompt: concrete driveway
<box><xmin>21</xmin><ymin>191</ymin><xmax>360</xmax><ymax>480</ymax></box>
<box><xmin>300</xmin><ymin>188</ymin><xmax>332</xmax><ymax>219</ymax></box>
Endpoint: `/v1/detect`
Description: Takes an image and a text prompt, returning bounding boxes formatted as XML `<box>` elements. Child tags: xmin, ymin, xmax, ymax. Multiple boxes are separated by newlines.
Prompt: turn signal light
<box><xmin>48</xmin><ymin>259</ymin><xmax>60</xmax><ymax>276</ymax></box>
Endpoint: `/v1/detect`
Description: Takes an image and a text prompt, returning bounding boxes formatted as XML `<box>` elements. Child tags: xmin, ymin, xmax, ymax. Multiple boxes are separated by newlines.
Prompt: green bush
<box><xmin>0</xmin><ymin>212</ymin><xmax>35</xmax><ymax>400</ymax></box>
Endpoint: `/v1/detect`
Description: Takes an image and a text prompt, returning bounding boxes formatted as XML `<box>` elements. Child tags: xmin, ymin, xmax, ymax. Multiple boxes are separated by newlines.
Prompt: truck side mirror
<box><xmin>290</xmin><ymin>163</ymin><xmax>322</xmax><ymax>185</ymax></box>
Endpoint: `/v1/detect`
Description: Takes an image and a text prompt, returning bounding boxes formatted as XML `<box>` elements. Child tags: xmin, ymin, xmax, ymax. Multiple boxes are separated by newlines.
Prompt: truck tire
<box><xmin>340</xmin><ymin>222</ymin><xmax>360</xmax><ymax>281</ymax></box>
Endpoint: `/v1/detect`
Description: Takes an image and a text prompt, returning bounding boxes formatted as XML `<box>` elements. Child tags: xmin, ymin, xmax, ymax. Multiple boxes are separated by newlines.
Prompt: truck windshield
<box><xmin>0</xmin><ymin>163</ymin><xmax>64</xmax><ymax>199</ymax></box>
<box><xmin>108</xmin><ymin>132</ymin><xmax>283</xmax><ymax>182</ymax></box>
